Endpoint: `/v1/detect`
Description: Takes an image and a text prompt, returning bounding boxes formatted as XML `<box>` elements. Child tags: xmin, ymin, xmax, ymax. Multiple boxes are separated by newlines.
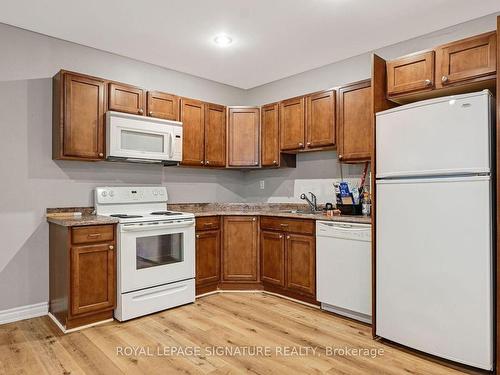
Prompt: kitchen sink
<box><xmin>279</xmin><ymin>209</ymin><xmax>320</xmax><ymax>215</ymax></box>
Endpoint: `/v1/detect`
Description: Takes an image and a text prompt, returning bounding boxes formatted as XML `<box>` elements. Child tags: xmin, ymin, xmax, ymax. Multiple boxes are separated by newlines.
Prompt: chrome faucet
<box><xmin>300</xmin><ymin>192</ymin><xmax>318</xmax><ymax>212</ymax></box>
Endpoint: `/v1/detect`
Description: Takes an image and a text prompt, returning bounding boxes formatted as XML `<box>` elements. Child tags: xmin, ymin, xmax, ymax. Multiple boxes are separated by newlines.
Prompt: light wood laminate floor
<box><xmin>0</xmin><ymin>293</ymin><xmax>477</xmax><ymax>374</ymax></box>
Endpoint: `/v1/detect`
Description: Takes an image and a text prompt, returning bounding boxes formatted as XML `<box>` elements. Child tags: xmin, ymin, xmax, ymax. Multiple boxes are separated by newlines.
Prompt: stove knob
<box><xmin>109</xmin><ymin>190</ymin><xmax>114</xmax><ymax>197</ymax></box>
<box><xmin>153</xmin><ymin>190</ymin><xmax>158</xmax><ymax>196</ymax></box>
<box><xmin>101</xmin><ymin>191</ymin><xmax>107</xmax><ymax>197</ymax></box>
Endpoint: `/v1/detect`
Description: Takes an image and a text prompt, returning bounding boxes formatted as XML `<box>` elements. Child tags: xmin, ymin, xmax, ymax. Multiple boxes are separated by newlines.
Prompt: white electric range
<box><xmin>95</xmin><ymin>186</ymin><xmax>195</xmax><ymax>321</ymax></box>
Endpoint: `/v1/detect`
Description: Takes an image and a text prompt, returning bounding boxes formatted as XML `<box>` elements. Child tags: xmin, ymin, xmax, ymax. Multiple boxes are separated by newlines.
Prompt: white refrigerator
<box><xmin>375</xmin><ymin>90</ymin><xmax>494</xmax><ymax>370</ymax></box>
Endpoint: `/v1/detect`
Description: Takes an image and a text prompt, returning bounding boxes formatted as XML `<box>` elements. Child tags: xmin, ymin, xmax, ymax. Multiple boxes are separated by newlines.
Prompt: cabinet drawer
<box><xmin>260</xmin><ymin>216</ymin><xmax>314</xmax><ymax>235</ymax></box>
<box><xmin>72</xmin><ymin>225</ymin><xmax>114</xmax><ymax>244</ymax></box>
<box><xmin>195</xmin><ymin>216</ymin><xmax>220</xmax><ymax>231</ymax></box>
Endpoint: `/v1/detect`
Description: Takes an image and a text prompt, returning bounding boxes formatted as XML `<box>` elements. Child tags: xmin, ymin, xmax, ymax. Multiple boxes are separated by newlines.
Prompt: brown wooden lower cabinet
<box><xmin>49</xmin><ymin>223</ymin><xmax>116</xmax><ymax>331</ymax></box>
<box><xmin>260</xmin><ymin>217</ymin><xmax>316</xmax><ymax>302</ymax></box>
<box><xmin>222</xmin><ymin>216</ymin><xmax>259</xmax><ymax>283</ymax></box>
<box><xmin>195</xmin><ymin>216</ymin><xmax>221</xmax><ymax>295</ymax></box>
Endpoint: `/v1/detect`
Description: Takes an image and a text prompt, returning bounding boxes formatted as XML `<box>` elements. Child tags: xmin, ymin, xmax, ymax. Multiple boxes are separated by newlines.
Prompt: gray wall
<box><xmin>0</xmin><ymin>12</ymin><xmax>498</xmax><ymax>312</ymax></box>
<box><xmin>0</xmin><ymin>23</ymin><xmax>246</xmax><ymax>311</ymax></box>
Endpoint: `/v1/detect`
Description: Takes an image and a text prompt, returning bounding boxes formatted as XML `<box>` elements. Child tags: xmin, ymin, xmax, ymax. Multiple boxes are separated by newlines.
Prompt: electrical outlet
<box><xmin>259</xmin><ymin>180</ymin><xmax>265</xmax><ymax>190</ymax></box>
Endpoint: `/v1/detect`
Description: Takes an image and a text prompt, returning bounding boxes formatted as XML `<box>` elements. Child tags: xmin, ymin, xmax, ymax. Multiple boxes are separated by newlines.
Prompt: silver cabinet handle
<box><xmin>441</xmin><ymin>76</ymin><xmax>448</xmax><ymax>83</ymax></box>
<box><xmin>424</xmin><ymin>79</ymin><xmax>432</xmax><ymax>86</ymax></box>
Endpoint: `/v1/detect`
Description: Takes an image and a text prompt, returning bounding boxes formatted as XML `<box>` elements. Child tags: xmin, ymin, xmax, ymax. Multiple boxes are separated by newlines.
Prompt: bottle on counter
<box><xmin>361</xmin><ymin>192</ymin><xmax>371</xmax><ymax>216</ymax></box>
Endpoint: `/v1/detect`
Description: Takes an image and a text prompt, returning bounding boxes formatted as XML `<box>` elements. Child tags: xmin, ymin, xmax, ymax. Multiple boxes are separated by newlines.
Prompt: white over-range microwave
<box><xmin>106</xmin><ymin>111</ymin><xmax>183</xmax><ymax>164</ymax></box>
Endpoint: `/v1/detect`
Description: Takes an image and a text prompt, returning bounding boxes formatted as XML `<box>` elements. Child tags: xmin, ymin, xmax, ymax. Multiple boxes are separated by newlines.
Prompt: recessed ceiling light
<box><xmin>213</xmin><ymin>34</ymin><xmax>233</xmax><ymax>47</ymax></box>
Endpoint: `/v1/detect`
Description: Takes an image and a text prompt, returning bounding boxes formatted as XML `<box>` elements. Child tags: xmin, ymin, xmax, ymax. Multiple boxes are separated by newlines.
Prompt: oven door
<box><xmin>118</xmin><ymin>219</ymin><xmax>195</xmax><ymax>293</ymax></box>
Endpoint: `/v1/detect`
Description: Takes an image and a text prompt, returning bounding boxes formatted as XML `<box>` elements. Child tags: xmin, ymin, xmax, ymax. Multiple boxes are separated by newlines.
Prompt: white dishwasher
<box><xmin>316</xmin><ymin>221</ymin><xmax>372</xmax><ymax>323</ymax></box>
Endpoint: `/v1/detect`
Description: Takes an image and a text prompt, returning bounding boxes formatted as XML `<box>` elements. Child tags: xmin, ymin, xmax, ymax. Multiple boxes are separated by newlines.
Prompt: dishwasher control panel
<box><xmin>316</xmin><ymin>221</ymin><xmax>371</xmax><ymax>241</ymax></box>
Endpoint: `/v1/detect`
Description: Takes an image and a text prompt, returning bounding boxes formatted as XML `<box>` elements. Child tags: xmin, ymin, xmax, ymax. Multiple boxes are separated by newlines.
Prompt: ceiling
<box><xmin>1</xmin><ymin>0</ymin><xmax>499</xmax><ymax>89</ymax></box>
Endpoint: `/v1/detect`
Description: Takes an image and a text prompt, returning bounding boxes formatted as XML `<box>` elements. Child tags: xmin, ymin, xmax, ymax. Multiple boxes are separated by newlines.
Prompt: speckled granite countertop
<box><xmin>169</xmin><ymin>203</ymin><xmax>372</xmax><ymax>225</ymax></box>
<box><xmin>46</xmin><ymin>203</ymin><xmax>371</xmax><ymax>226</ymax></box>
<box><xmin>46</xmin><ymin>207</ymin><xmax>119</xmax><ymax>227</ymax></box>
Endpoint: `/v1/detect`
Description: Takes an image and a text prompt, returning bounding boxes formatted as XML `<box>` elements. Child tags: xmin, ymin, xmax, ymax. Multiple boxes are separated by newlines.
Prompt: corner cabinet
<box><xmin>227</xmin><ymin>107</ymin><xmax>260</xmax><ymax>167</ymax></box>
<box><xmin>49</xmin><ymin>223</ymin><xmax>116</xmax><ymax>331</ymax></box>
<box><xmin>337</xmin><ymin>79</ymin><xmax>372</xmax><ymax>163</ymax></box>
<box><xmin>222</xmin><ymin>216</ymin><xmax>259</xmax><ymax>283</ymax></box>
<box><xmin>53</xmin><ymin>71</ymin><xmax>106</xmax><ymax>161</ymax></box>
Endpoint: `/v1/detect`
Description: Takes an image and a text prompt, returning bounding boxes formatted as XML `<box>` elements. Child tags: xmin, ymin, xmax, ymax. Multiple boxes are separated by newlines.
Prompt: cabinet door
<box><xmin>286</xmin><ymin>234</ymin><xmax>315</xmax><ymax>296</ymax></box>
<box><xmin>227</xmin><ymin>107</ymin><xmax>260</xmax><ymax>167</ymax></box>
<box><xmin>337</xmin><ymin>80</ymin><xmax>372</xmax><ymax>162</ymax></box>
<box><xmin>196</xmin><ymin>230</ymin><xmax>221</xmax><ymax>286</ymax></box>
<box><xmin>280</xmin><ymin>97</ymin><xmax>305</xmax><ymax>151</ymax></box>
<box><xmin>147</xmin><ymin>91</ymin><xmax>179</xmax><ymax>120</ymax></box>
<box><xmin>261</xmin><ymin>103</ymin><xmax>280</xmax><ymax>167</ymax></box>
<box><xmin>260</xmin><ymin>231</ymin><xmax>285</xmax><ymax>287</ymax></box>
<box><xmin>386</xmin><ymin>51</ymin><xmax>435</xmax><ymax>95</ymax></box>
<box><xmin>306</xmin><ymin>90</ymin><xmax>335</xmax><ymax>148</ymax></box>
<box><xmin>205</xmin><ymin>104</ymin><xmax>226</xmax><ymax>167</ymax></box>
<box><xmin>436</xmin><ymin>31</ymin><xmax>496</xmax><ymax>88</ymax></box>
<box><xmin>180</xmin><ymin>98</ymin><xmax>205</xmax><ymax>166</ymax></box>
<box><xmin>108</xmin><ymin>83</ymin><xmax>145</xmax><ymax>115</ymax></box>
<box><xmin>70</xmin><ymin>243</ymin><xmax>115</xmax><ymax>316</ymax></box>
<box><xmin>222</xmin><ymin>216</ymin><xmax>259</xmax><ymax>281</ymax></box>
<box><xmin>61</xmin><ymin>73</ymin><xmax>106</xmax><ymax>160</ymax></box>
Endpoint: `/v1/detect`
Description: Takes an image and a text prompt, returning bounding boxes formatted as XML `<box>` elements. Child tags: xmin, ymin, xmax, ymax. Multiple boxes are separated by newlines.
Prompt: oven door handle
<box><xmin>121</xmin><ymin>220</ymin><xmax>194</xmax><ymax>232</ymax></box>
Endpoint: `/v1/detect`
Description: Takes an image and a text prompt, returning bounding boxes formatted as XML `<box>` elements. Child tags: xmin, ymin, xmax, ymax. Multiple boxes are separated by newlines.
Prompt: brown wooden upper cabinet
<box><xmin>53</xmin><ymin>71</ymin><xmax>106</xmax><ymax>161</ymax></box>
<box><xmin>222</xmin><ymin>216</ymin><xmax>259</xmax><ymax>282</ymax></box>
<box><xmin>108</xmin><ymin>82</ymin><xmax>145</xmax><ymax>115</ymax></box>
<box><xmin>337</xmin><ymin>79</ymin><xmax>372</xmax><ymax>162</ymax></box>
<box><xmin>205</xmin><ymin>104</ymin><xmax>226</xmax><ymax>167</ymax></box>
<box><xmin>280</xmin><ymin>96</ymin><xmax>305</xmax><ymax>151</ymax></box>
<box><xmin>435</xmin><ymin>31</ymin><xmax>496</xmax><ymax>89</ymax></box>
<box><xmin>306</xmin><ymin>89</ymin><xmax>336</xmax><ymax>148</ymax></box>
<box><xmin>180</xmin><ymin>98</ymin><xmax>206</xmax><ymax>166</ymax></box>
<box><xmin>146</xmin><ymin>91</ymin><xmax>179</xmax><ymax>120</ymax></box>
<box><xmin>227</xmin><ymin>107</ymin><xmax>260</xmax><ymax>167</ymax></box>
<box><xmin>261</xmin><ymin>103</ymin><xmax>280</xmax><ymax>167</ymax></box>
<box><xmin>387</xmin><ymin>51</ymin><xmax>435</xmax><ymax>96</ymax></box>
<box><xmin>180</xmin><ymin>98</ymin><xmax>226</xmax><ymax>167</ymax></box>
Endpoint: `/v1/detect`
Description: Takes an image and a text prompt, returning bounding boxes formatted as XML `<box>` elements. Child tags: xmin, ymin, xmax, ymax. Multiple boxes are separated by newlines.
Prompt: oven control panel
<box><xmin>95</xmin><ymin>186</ymin><xmax>167</xmax><ymax>204</ymax></box>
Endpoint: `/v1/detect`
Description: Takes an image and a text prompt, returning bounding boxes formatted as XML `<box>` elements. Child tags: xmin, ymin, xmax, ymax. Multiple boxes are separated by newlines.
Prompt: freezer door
<box><xmin>376</xmin><ymin>176</ymin><xmax>493</xmax><ymax>370</ymax></box>
<box><xmin>376</xmin><ymin>91</ymin><xmax>491</xmax><ymax>178</ymax></box>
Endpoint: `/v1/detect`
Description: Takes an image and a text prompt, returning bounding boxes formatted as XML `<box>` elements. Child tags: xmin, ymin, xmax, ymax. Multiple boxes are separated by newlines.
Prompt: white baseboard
<box><xmin>0</xmin><ymin>302</ymin><xmax>48</xmax><ymax>325</ymax></box>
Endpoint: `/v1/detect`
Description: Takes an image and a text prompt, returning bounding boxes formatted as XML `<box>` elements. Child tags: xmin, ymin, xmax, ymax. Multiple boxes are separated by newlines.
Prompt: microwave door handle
<box><xmin>169</xmin><ymin>132</ymin><xmax>174</xmax><ymax>159</ymax></box>
<box><xmin>122</xmin><ymin>220</ymin><xmax>194</xmax><ymax>232</ymax></box>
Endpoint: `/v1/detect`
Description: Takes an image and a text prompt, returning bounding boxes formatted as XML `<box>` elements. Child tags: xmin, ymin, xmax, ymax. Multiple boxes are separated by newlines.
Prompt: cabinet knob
<box><xmin>206</xmin><ymin>160</ymin><xmax>210</xmax><ymax>165</ymax></box>
<box><xmin>441</xmin><ymin>76</ymin><xmax>448</xmax><ymax>83</ymax></box>
<box><xmin>138</xmin><ymin>108</ymin><xmax>144</xmax><ymax>115</ymax></box>
<box><xmin>98</xmin><ymin>153</ymin><xmax>104</xmax><ymax>158</ymax></box>
<box><xmin>200</xmin><ymin>161</ymin><xmax>204</xmax><ymax>165</ymax></box>
<box><xmin>279</xmin><ymin>235</ymin><xmax>283</xmax><ymax>238</ymax></box>
<box><xmin>306</xmin><ymin>142</ymin><xmax>311</xmax><ymax>146</ymax></box>
<box><xmin>196</xmin><ymin>234</ymin><xmax>200</xmax><ymax>238</ymax></box>
<box><xmin>109</xmin><ymin>245</ymin><xmax>114</xmax><ymax>250</ymax></box>
<box><xmin>254</xmin><ymin>161</ymin><xmax>258</xmax><ymax>166</ymax></box>
<box><xmin>149</xmin><ymin>111</ymin><xmax>154</xmax><ymax>116</ymax></box>
<box><xmin>298</xmin><ymin>142</ymin><xmax>304</xmax><ymax>148</ymax></box>
<box><xmin>287</xmin><ymin>235</ymin><xmax>290</xmax><ymax>239</ymax></box>
<box><xmin>424</xmin><ymin>79</ymin><xmax>432</xmax><ymax>86</ymax></box>
<box><xmin>273</xmin><ymin>160</ymin><xmax>277</xmax><ymax>165</ymax></box>
<box><xmin>252</xmin><ymin>218</ymin><xmax>256</xmax><ymax>221</ymax></box>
